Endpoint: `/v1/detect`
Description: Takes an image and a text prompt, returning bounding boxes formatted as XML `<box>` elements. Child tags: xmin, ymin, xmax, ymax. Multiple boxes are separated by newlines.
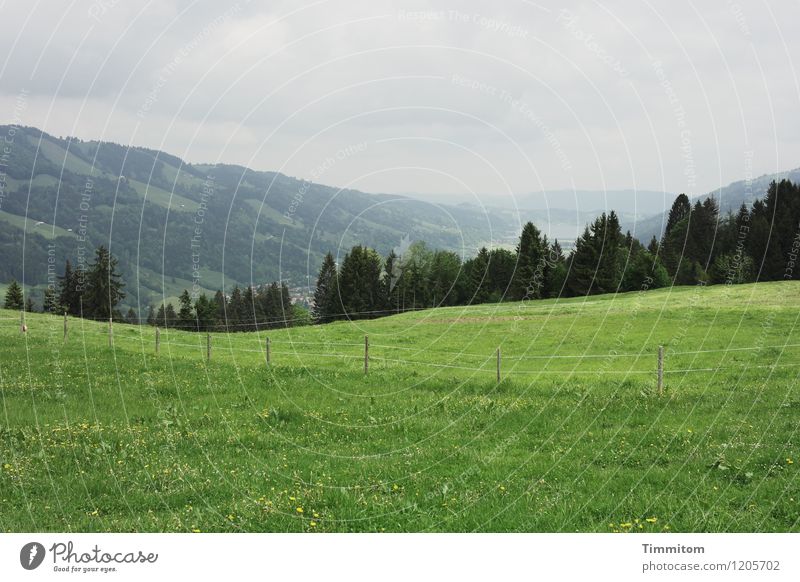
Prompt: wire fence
<box><xmin>7</xmin><ymin>312</ymin><xmax>800</xmax><ymax>384</ymax></box>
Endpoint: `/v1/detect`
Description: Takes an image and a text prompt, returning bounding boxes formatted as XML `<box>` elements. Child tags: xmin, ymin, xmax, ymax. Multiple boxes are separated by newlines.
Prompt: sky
<box><xmin>1</xmin><ymin>0</ymin><xmax>799</xmax><ymax>203</ymax></box>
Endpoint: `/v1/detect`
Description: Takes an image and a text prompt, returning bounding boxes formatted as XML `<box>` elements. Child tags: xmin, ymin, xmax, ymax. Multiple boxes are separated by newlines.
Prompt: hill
<box><xmin>627</xmin><ymin>167</ymin><xmax>800</xmax><ymax>242</ymax></box>
<box><xmin>0</xmin><ymin>126</ymin><xmax>516</xmax><ymax>308</ymax></box>
<box><xmin>1</xmin><ymin>281</ymin><xmax>798</xmax><ymax>532</ymax></box>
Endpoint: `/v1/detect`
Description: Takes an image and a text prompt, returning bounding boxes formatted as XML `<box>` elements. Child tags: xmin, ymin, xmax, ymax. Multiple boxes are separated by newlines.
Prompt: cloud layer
<box><xmin>1</xmin><ymin>0</ymin><xmax>798</xmax><ymax>200</ymax></box>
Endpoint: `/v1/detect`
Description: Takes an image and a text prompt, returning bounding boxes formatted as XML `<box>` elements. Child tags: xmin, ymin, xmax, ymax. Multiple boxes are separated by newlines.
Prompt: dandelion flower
<box><xmin>296</xmin><ymin>507</ymin><xmax>304</xmax><ymax>514</ymax></box>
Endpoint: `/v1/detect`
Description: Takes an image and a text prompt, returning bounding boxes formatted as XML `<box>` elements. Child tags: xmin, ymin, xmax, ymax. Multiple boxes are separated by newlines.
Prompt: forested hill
<box><xmin>0</xmin><ymin>126</ymin><xmax>515</xmax><ymax>306</ymax></box>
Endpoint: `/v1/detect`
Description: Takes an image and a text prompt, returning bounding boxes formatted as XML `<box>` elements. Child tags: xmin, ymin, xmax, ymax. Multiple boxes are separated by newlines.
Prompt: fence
<box><xmin>15</xmin><ymin>313</ymin><xmax>800</xmax><ymax>393</ymax></box>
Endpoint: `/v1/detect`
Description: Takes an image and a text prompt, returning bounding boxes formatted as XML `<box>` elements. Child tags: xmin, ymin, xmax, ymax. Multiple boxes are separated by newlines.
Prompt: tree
<box><xmin>125</xmin><ymin>307</ymin><xmax>138</xmax><ymax>325</ymax></box>
<box><xmin>146</xmin><ymin>305</ymin><xmax>156</xmax><ymax>326</ymax></box>
<box><xmin>280</xmin><ymin>283</ymin><xmax>293</xmax><ymax>327</ymax></box>
<box><xmin>156</xmin><ymin>304</ymin><xmax>166</xmax><ymax>327</ymax></box>
<box><xmin>164</xmin><ymin>303</ymin><xmax>177</xmax><ymax>328</ymax></box>
<box><xmin>84</xmin><ymin>246</ymin><xmax>125</xmax><ymax>319</ymax></box>
<box><xmin>512</xmin><ymin>222</ymin><xmax>547</xmax><ymax>300</ymax></box>
<box><xmin>647</xmin><ymin>236</ymin><xmax>659</xmax><ymax>256</ymax></box>
<box><xmin>466</xmin><ymin>247</ymin><xmax>491</xmax><ymax>304</ymax></box>
<box><xmin>58</xmin><ymin>260</ymin><xmax>81</xmax><ymax>316</ymax></box>
<box><xmin>661</xmin><ymin>194</ymin><xmax>692</xmax><ymax>275</ymax></box>
<box><xmin>194</xmin><ymin>294</ymin><xmax>216</xmax><ymax>331</ymax></box>
<box><xmin>663</xmin><ymin>194</ymin><xmax>692</xmax><ymax>243</ymax></box>
<box><xmin>593</xmin><ymin>211</ymin><xmax>625</xmax><ymax>293</ymax></box>
<box><xmin>621</xmin><ymin>249</ymin><xmax>669</xmax><ymax>291</ymax></box>
<box><xmin>338</xmin><ymin>246</ymin><xmax>383</xmax><ymax>319</ymax></box>
<box><xmin>429</xmin><ymin>250</ymin><xmax>462</xmax><ymax>307</ymax></box>
<box><xmin>566</xmin><ymin>226</ymin><xmax>595</xmax><ymax>296</ymax></box>
<box><xmin>177</xmin><ymin>290</ymin><xmax>194</xmax><ymax>330</ymax></box>
<box><xmin>213</xmin><ymin>290</ymin><xmax>227</xmax><ymax>328</ymax></box>
<box><xmin>544</xmin><ymin>240</ymin><xmax>567</xmax><ymax>298</ymax></box>
<box><xmin>312</xmin><ymin>252</ymin><xmax>340</xmax><ymax>323</ymax></box>
<box><xmin>4</xmin><ymin>279</ymin><xmax>24</xmax><ymax>310</ymax></box>
<box><xmin>228</xmin><ymin>286</ymin><xmax>245</xmax><ymax>330</ymax></box>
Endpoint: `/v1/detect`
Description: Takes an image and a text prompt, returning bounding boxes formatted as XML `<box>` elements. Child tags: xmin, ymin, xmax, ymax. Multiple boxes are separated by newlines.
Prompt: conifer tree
<box><xmin>84</xmin><ymin>246</ymin><xmax>125</xmax><ymax>319</ymax></box>
<box><xmin>312</xmin><ymin>253</ymin><xmax>339</xmax><ymax>324</ymax></box>
<box><xmin>4</xmin><ymin>279</ymin><xmax>24</xmax><ymax>310</ymax></box>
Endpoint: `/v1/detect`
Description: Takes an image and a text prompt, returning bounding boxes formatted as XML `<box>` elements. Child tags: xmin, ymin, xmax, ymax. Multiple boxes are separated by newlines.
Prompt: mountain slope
<box><xmin>0</xmin><ymin>126</ymin><xmax>516</xmax><ymax>308</ymax></box>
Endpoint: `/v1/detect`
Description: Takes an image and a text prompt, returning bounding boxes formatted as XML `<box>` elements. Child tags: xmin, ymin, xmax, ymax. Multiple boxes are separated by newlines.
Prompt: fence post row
<box><xmin>155</xmin><ymin>327</ymin><xmax>160</xmax><ymax>354</ymax></box>
<box><xmin>657</xmin><ymin>345</ymin><xmax>664</xmax><ymax>396</ymax></box>
<box><xmin>265</xmin><ymin>337</ymin><xmax>271</xmax><ymax>366</ymax></box>
<box><xmin>206</xmin><ymin>333</ymin><xmax>212</xmax><ymax>361</ymax></box>
<box><xmin>108</xmin><ymin>317</ymin><xmax>113</xmax><ymax>347</ymax></box>
<box><xmin>63</xmin><ymin>311</ymin><xmax>68</xmax><ymax>341</ymax></box>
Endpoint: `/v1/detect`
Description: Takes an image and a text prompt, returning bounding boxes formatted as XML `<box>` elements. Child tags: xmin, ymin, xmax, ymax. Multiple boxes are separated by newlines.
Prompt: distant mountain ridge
<box><xmin>0</xmin><ymin>126</ymin><xmax>516</xmax><ymax>309</ymax></box>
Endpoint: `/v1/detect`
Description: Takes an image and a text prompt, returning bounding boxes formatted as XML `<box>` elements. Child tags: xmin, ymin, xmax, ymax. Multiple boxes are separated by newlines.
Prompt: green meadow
<box><xmin>1</xmin><ymin>282</ymin><xmax>798</xmax><ymax>532</ymax></box>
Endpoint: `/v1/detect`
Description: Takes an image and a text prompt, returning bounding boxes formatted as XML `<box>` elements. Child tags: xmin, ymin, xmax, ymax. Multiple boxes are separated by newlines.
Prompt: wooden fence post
<box><xmin>497</xmin><ymin>347</ymin><xmax>501</xmax><ymax>383</ymax></box>
<box><xmin>155</xmin><ymin>327</ymin><xmax>160</xmax><ymax>354</ymax></box>
<box><xmin>657</xmin><ymin>345</ymin><xmax>664</xmax><ymax>396</ymax></box>
<box><xmin>265</xmin><ymin>337</ymin><xmax>271</xmax><ymax>366</ymax></box>
<box><xmin>63</xmin><ymin>311</ymin><xmax>68</xmax><ymax>341</ymax></box>
<box><xmin>108</xmin><ymin>317</ymin><xmax>113</xmax><ymax>347</ymax></box>
<box><xmin>20</xmin><ymin>310</ymin><xmax>25</xmax><ymax>334</ymax></box>
<box><xmin>206</xmin><ymin>333</ymin><xmax>212</xmax><ymax>361</ymax></box>
<box><xmin>364</xmin><ymin>335</ymin><xmax>369</xmax><ymax>376</ymax></box>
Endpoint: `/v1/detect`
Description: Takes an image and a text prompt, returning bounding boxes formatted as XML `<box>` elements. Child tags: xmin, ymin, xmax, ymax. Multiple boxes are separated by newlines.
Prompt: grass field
<box><xmin>1</xmin><ymin>282</ymin><xmax>799</xmax><ymax>532</ymax></box>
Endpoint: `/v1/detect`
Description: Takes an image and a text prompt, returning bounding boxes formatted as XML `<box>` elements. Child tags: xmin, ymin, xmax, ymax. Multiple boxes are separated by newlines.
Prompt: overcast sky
<box><xmin>1</xmin><ymin>0</ymin><xmax>799</xmax><ymax>201</ymax></box>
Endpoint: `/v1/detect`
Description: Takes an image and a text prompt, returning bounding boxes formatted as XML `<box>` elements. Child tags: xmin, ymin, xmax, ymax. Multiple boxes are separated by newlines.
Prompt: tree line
<box><xmin>311</xmin><ymin>180</ymin><xmax>800</xmax><ymax>322</ymax></box>
<box><xmin>4</xmin><ymin>245</ymin><xmax>303</xmax><ymax>331</ymax></box>
<box><xmin>145</xmin><ymin>283</ymin><xmax>300</xmax><ymax>332</ymax></box>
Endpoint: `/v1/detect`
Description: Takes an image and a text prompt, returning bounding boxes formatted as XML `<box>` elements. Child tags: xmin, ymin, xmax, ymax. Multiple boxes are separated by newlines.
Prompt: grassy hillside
<box><xmin>1</xmin><ymin>282</ymin><xmax>798</xmax><ymax>532</ymax></box>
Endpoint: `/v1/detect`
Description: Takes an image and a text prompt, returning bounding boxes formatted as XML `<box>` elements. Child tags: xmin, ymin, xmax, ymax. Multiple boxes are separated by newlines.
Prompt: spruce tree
<box><xmin>213</xmin><ymin>290</ymin><xmax>227</xmax><ymax>328</ymax></box>
<box><xmin>156</xmin><ymin>304</ymin><xmax>167</xmax><ymax>327</ymax></box>
<box><xmin>125</xmin><ymin>307</ymin><xmax>138</xmax><ymax>324</ymax></box>
<box><xmin>58</xmin><ymin>260</ymin><xmax>81</xmax><ymax>315</ymax></box>
<box><xmin>84</xmin><ymin>246</ymin><xmax>125</xmax><ymax>319</ymax></box>
<box><xmin>164</xmin><ymin>303</ymin><xmax>177</xmax><ymax>328</ymax></box>
<box><xmin>566</xmin><ymin>226</ymin><xmax>598</xmax><ymax>296</ymax></box>
<box><xmin>512</xmin><ymin>222</ymin><xmax>547</xmax><ymax>300</ymax></box>
<box><xmin>194</xmin><ymin>294</ymin><xmax>216</xmax><ymax>331</ymax></box>
<box><xmin>178</xmin><ymin>290</ymin><xmax>194</xmax><ymax>329</ymax></box>
<box><xmin>312</xmin><ymin>252</ymin><xmax>339</xmax><ymax>324</ymax></box>
<box><xmin>467</xmin><ymin>247</ymin><xmax>491</xmax><ymax>304</ymax></box>
<box><xmin>338</xmin><ymin>246</ymin><xmax>383</xmax><ymax>319</ymax></box>
<box><xmin>4</xmin><ymin>279</ymin><xmax>24</xmax><ymax>310</ymax></box>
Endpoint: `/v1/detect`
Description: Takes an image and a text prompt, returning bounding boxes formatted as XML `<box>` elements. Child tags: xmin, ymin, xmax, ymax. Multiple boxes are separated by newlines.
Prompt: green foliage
<box><xmin>312</xmin><ymin>253</ymin><xmax>339</xmax><ymax>324</ymax></box>
<box><xmin>3</xmin><ymin>279</ymin><xmax>23</xmax><ymax>310</ymax></box>
<box><xmin>83</xmin><ymin>246</ymin><xmax>125</xmax><ymax>319</ymax></box>
<box><xmin>337</xmin><ymin>245</ymin><xmax>383</xmax><ymax>319</ymax></box>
